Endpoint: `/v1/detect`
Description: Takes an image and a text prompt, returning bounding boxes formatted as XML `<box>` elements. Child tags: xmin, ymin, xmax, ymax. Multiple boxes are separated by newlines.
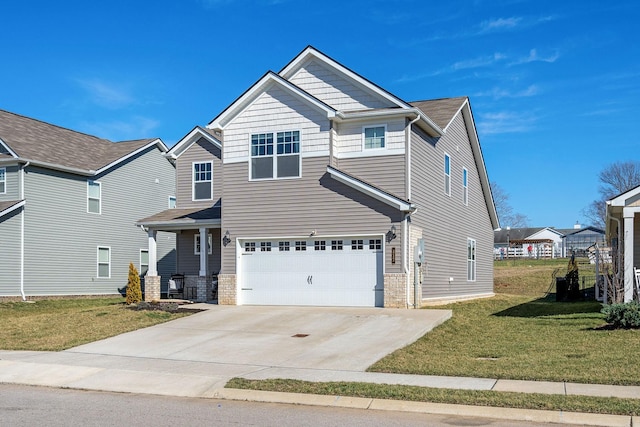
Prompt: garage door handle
<box><xmin>307</xmin><ymin>275</ymin><xmax>313</xmax><ymax>285</ymax></box>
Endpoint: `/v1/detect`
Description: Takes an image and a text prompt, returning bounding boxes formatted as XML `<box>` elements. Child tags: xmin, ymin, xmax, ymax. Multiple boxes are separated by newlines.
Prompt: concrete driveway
<box><xmin>69</xmin><ymin>305</ymin><xmax>451</xmax><ymax>371</ymax></box>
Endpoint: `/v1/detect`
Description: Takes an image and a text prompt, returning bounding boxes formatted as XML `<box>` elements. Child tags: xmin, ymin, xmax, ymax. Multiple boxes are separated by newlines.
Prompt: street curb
<box><xmin>215</xmin><ymin>388</ymin><xmax>633</xmax><ymax>427</ymax></box>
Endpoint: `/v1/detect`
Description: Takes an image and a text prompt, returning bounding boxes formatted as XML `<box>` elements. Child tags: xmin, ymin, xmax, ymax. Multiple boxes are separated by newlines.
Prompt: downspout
<box><xmin>405</xmin><ymin>114</ymin><xmax>421</xmax><ymax>307</ymax></box>
<box><xmin>20</xmin><ymin>161</ymin><xmax>30</xmax><ymax>301</ymax></box>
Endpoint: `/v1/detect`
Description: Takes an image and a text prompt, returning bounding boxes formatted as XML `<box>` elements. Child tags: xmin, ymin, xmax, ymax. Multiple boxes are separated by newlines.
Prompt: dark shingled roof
<box><xmin>137</xmin><ymin>206</ymin><xmax>221</xmax><ymax>226</ymax></box>
<box><xmin>410</xmin><ymin>97</ymin><xmax>468</xmax><ymax>130</ymax></box>
<box><xmin>0</xmin><ymin>109</ymin><xmax>157</xmax><ymax>172</ymax></box>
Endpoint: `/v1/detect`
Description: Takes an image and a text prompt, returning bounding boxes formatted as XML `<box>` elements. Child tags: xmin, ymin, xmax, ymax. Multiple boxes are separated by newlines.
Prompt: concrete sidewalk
<box><xmin>0</xmin><ymin>350</ymin><xmax>637</xmax><ymax>426</ymax></box>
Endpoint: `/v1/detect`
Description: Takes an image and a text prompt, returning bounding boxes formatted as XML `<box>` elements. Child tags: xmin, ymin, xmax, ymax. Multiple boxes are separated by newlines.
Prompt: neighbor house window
<box><xmin>467</xmin><ymin>238</ymin><xmax>476</xmax><ymax>281</ymax></box>
<box><xmin>251</xmin><ymin>131</ymin><xmax>300</xmax><ymax>180</ymax></box>
<box><xmin>139</xmin><ymin>249</ymin><xmax>149</xmax><ymax>277</ymax></box>
<box><xmin>444</xmin><ymin>154</ymin><xmax>451</xmax><ymax>196</ymax></box>
<box><xmin>462</xmin><ymin>168</ymin><xmax>468</xmax><ymax>206</ymax></box>
<box><xmin>87</xmin><ymin>180</ymin><xmax>101</xmax><ymax>214</ymax></box>
<box><xmin>193</xmin><ymin>162</ymin><xmax>212</xmax><ymax>200</ymax></box>
<box><xmin>363</xmin><ymin>126</ymin><xmax>385</xmax><ymax>149</ymax></box>
<box><xmin>0</xmin><ymin>168</ymin><xmax>5</xmax><ymax>194</ymax></box>
<box><xmin>194</xmin><ymin>234</ymin><xmax>213</xmax><ymax>255</ymax></box>
<box><xmin>97</xmin><ymin>246</ymin><xmax>110</xmax><ymax>278</ymax></box>
<box><xmin>168</xmin><ymin>196</ymin><xmax>176</xmax><ymax>208</ymax></box>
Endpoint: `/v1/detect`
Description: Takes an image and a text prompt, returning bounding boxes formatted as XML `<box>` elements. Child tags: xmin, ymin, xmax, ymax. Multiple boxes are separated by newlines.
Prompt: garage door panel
<box><xmin>240</xmin><ymin>237</ymin><xmax>383</xmax><ymax>307</ymax></box>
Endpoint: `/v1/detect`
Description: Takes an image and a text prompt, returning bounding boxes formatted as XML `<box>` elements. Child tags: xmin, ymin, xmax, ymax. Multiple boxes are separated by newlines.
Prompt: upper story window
<box><xmin>251</xmin><ymin>131</ymin><xmax>300</xmax><ymax>180</ymax></box>
<box><xmin>193</xmin><ymin>162</ymin><xmax>213</xmax><ymax>201</ymax></box>
<box><xmin>168</xmin><ymin>196</ymin><xmax>176</xmax><ymax>209</ymax></box>
<box><xmin>462</xmin><ymin>168</ymin><xmax>468</xmax><ymax>206</ymax></box>
<box><xmin>87</xmin><ymin>180</ymin><xmax>101</xmax><ymax>214</ymax></box>
<box><xmin>0</xmin><ymin>168</ymin><xmax>5</xmax><ymax>194</ymax></box>
<box><xmin>363</xmin><ymin>125</ymin><xmax>385</xmax><ymax>149</ymax></box>
<box><xmin>444</xmin><ymin>153</ymin><xmax>451</xmax><ymax>197</ymax></box>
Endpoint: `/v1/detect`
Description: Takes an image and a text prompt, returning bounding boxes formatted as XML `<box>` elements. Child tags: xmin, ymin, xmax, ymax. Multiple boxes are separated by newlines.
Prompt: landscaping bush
<box><xmin>602</xmin><ymin>302</ymin><xmax>640</xmax><ymax>328</ymax></box>
<box><xmin>125</xmin><ymin>262</ymin><xmax>142</xmax><ymax>305</ymax></box>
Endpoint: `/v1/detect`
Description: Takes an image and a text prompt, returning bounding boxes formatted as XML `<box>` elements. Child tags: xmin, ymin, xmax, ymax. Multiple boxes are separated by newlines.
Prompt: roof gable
<box><xmin>608</xmin><ymin>183</ymin><xmax>640</xmax><ymax>206</ymax></box>
<box><xmin>168</xmin><ymin>126</ymin><xmax>222</xmax><ymax>160</ymax></box>
<box><xmin>208</xmin><ymin>71</ymin><xmax>336</xmax><ymax>130</ymax></box>
<box><xmin>279</xmin><ymin>46</ymin><xmax>410</xmax><ymax>111</ymax></box>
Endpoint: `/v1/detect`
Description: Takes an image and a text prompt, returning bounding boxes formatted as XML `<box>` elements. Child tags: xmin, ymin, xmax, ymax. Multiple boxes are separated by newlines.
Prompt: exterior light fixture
<box><xmin>386</xmin><ymin>224</ymin><xmax>397</xmax><ymax>243</ymax></box>
<box><xmin>222</xmin><ymin>230</ymin><xmax>231</xmax><ymax>246</ymax></box>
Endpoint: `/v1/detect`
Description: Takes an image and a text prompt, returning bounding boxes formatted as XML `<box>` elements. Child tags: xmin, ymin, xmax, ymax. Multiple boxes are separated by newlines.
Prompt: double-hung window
<box><xmin>251</xmin><ymin>131</ymin><xmax>300</xmax><ymax>179</ymax></box>
<box><xmin>462</xmin><ymin>168</ymin><xmax>468</xmax><ymax>206</ymax></box>
<box><xmin>193</xmin><ymin>162</ymin><xmax>212</xmax><ymax>200</ymax></box>
<box><xmin>87</xmin><ymin>180</ymin><xmax>101</xmax><ymax>214</ymax></box>
<box><xmin>194</xmin><ymin>234</ymin><xmax>213</xmax><ymax>255</ymax></box>
<box><xmin>139</xmin><ymin>249</ymin><xmax>149</xmax><ymax>277</ymax></box>
<box><xmin>97</xmin><ymin>246</ymin><xmax>110</xmax><ymax>278</ymax></box>
<box><xmin>444</xmin><ymin>153</ymin><xmax>451</xmax><ymax>196</ymax></box>
<box><xmin>0</xmin><ymin>168</ymin><xmax>5</xmax><ymax>194</ymax></box>
<box><xmin>363</xmin><ymin>126</ymin><xmax>385</xmax><ymax>149</ymax></box>
<box><xmin>467</xmin><ymin>238</ymin><xmax>476</xmax><ymax>281</ymax></box>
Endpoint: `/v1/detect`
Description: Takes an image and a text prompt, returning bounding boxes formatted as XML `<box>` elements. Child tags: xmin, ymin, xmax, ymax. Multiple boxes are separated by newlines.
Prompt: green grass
<box><xmin>226</xmin><ymin>259</ymin><xmax>640</xmax><ymax>415</ymax></box>
<box><xmin>0</xmin><ymin>297</ymin><xmax>191</xmax><ymax>351</ymax></box>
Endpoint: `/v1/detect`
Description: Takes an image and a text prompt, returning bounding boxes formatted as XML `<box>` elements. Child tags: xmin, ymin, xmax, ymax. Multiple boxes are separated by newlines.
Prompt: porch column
<box><xmin>199</xmin><ymin>227</ymin><xmax>208</xmax><ymax>277</ymax></box>
<box><xmin>147</xmin><ymin>229</ymin><xmax>158</xmax><ymax>276</ymax></box>
<box><xmin>623</xmin><ymin>208</ymin><xmax>637</xmax><ymax>302</ymax></box>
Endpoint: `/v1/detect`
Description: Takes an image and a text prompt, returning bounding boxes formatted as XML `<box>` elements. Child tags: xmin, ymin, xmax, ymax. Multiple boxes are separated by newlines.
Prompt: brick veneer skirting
<box><xmin>384</xmin><ymin>273</ymin><xmax>408</xmax><ymax>308</ymax></box>
<box><xmin>144</xmin><ymin>275</ymin><xmax>161</xmax><ymax>302</ymax></box>
<box><xmin>217</xmin><ymin>274</ymin><xmax>236</xmax><ymax>305</ymax></box>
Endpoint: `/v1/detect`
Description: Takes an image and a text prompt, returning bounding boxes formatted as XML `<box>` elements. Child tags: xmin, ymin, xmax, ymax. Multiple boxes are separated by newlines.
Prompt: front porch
<box><xmin>137</xmin><ymin>206</ymin><xmax>222</xmax><ymax>303</ymax></box>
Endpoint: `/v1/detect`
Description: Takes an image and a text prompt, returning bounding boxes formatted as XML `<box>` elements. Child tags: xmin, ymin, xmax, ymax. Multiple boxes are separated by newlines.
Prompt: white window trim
<box><xmin>249</xmin><ymin>130</ymin><xmax>302</xmax><ymax>181</ymax></box>
<box><xmin>467</xmin><ymin>238</ymin><xmax>476</xmax><ymax>282</ymax></box>
<box><xmin>462</xmin><ymin>167</ymin><xmax>468</xmax><ymax>206</ymax></box>
<box><xmin>194</xmin><ymin>233</ymin><xmax>213</xmax><ymax>255</ymax></box>
<box><xmin>168</xmin><ymin>195</ymin><xmax>176</xmax><ymax>209</ymax></box>
<box><xmin>444</xmin><ymin>153</ymin><xmax>451</xmax><ymax>197</ymax></box>
<box><xmin>87</xmin><ymin>180</ymin><xmax>101</xmax><ymax>214</ymax></box>
<box><xmin>0</xmin><ymin>167</ymin><xmax>5</xmax><ymax>194</ymax></box>
<box><xmin>140</xmin><ymin>249</ymin><xmax>149</xmax><ymax>276</ymax></box>
<box><xmin>362</xmin><ymin>124</ymin><xmax>387</xmax><ymax>151</ymax></box>
<box><xmin>97</xmin><ymin>246</ymin><xmax>111</xmax><ymax>279</ymax></box>
<box><xmin>192</xmin><ymin>161</ymin><xmax>213</xmax><ymax>201</ymax></box>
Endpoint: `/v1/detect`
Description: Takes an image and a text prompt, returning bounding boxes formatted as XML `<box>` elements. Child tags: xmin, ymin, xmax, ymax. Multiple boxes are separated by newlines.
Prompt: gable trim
<box><xmin>94</xmin><ymin>138</ymin><xmax>168</xmax><ymax>175</ymax></box>
<box><xmin>0</xmin><ymin>137</ymin><xmax>18</xmax><ymax>158</ymax></box>
<box><xmin>279</xmin><ymin>46</ymin><xmax>411</xmax><ymax>110</ymax></box>
<box><xmin>168</xmin><ymin>127</ymin><xmax>222</xmax><ymax>160</ymax></box>
<box><xmin>327</xmin><ymin>165</ymin><xmax>415</xmax><ymax>212</ymax></box>
<box><xmin>208</xmin><ymin>71</ymin><xmax>336</xmax><ymax>130</ymax></box>
<box><xmin>608</xmin><ymin>184</ymin><xmax>640</xmax><ymax>206</ymax></box>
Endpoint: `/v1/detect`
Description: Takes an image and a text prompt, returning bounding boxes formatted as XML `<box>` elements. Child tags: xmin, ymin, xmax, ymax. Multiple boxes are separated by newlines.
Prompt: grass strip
<box><xmin>226</xmin><ymin>378</ymin><xmax>640</xmax><ymax>416</ymax></box>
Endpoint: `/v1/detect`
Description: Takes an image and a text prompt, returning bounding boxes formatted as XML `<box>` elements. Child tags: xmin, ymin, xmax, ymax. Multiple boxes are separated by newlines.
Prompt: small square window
<box><xmin>364</xmin><ymin>126</ymin><xmax>385</xmax><ymax>149</ymax></box>
<box><xmin>168</xmin><ymin>196</ymin><xmax>177</xmax><ymax>209</ymax></box>
<box><xmin>295</xmin><ymin>241</ymin><xmax>307</xmax><ymax>251</ymax></box>
<box><xmin>314</xmin><ymin>240</ymin><xmax>326</xmax><ymax>251</ymax></box>
<box><xmin>369</xmin><ymin>239</ymin><xmax>382</xmax><ymax>250</ymax></box>
<box><xmin>351</xmin><ymin>239</ymin><xmax>363</xmax><ymax>250</ymax></box>
<box><xmin>244</xmin><ymin>242</ymin><xmax>256</xmax><ymax>252</ymax></box>
<box><xmin>260</xmin><ymin>242</ymin><xmax>272</xmax><ymax>252</ymax></box>
<box><xmin>279</xmin><ymin>241</ymin><xmax>290</xmax><ymax>251</ymax></box>
<box><xmin>331</xmin><ymin>240</ymin><xmax>343</xmax><ymax>250</ymax></box>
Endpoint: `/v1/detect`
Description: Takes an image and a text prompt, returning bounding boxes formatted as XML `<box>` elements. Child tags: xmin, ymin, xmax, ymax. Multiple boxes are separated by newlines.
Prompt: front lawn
<box><xmin>0</xmin><ymin>298</ymin><xmax>191</xmax><ymax>351</ymax></box>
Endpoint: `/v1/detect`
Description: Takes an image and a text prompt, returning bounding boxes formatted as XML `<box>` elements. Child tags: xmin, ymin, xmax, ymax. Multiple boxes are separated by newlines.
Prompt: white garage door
<box><xmin>239</xmin><ymin>237</ymin><xmax>383</xmax><ymax>307</ymax></box>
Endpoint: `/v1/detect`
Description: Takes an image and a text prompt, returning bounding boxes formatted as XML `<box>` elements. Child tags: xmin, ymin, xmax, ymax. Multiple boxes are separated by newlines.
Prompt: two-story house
<box><xmin>139</xmin><ymin>46</ymin><xmax>499</xmax><ymax>307</ymax></box>
<box><xmin>0</xmin><ymin>109</ymin><xmax>176</xmax><ymax>299</ymax></box>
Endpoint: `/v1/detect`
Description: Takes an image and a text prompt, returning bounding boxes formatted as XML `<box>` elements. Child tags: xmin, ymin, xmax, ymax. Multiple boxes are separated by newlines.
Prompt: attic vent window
<box><xmin>363</xmin><ymin>126</ymin><xmax>385</xmax><ymax>149</ymax></box>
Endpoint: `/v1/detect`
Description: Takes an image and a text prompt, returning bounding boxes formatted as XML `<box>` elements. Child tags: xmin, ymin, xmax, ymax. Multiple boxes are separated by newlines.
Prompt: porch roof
<box><xmin>137</xmin><ymin>205</ymin><xmax>221</xmax><ymax>230</ymax></box>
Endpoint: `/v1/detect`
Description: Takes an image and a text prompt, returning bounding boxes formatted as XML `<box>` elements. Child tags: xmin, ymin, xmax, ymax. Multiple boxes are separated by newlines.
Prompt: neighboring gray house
<box><xmin>139</xmin><ymin>46</ymin><xmax>499</xmax><ymax>307</ymax></box>
<box><xmin>0</xmin><ymin>109</ymin><xmax>176</xmax><ymax>299</ymax></box>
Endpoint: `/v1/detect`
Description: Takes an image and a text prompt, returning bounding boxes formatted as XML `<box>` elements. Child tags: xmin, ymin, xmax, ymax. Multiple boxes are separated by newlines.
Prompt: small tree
<box><xmin>126</xmin><ymin>262</ymin><xmax>142</xmax><ymax>304</ymax></box>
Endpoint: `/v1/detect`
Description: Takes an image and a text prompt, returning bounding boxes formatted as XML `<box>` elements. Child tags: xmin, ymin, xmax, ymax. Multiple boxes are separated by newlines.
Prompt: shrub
<box><xmin>125</xmin><ymin>262</ymin><xmax>142</xmax><ymax>305</ymax></box>
<box><xmin>601</xmin><ymin>302</ymin><xmax>640</xmax><ymax>328</ymax></box>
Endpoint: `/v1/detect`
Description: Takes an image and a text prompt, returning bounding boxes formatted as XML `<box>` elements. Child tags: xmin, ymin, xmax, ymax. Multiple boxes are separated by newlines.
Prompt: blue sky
<box><xmin>2</xmin><ymin>0</ymin><xmax>638</xmax><ymax>229</ymax></box>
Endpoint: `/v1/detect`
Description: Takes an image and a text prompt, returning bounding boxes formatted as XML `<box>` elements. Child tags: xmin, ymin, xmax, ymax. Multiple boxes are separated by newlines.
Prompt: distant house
<box><xmin>139</xmin><ymin>46</ymin><xmax>499</xmax><ymax>307</ymax></box>
<box><xmin>494</xmin><ymin>224</ymin><xmax>605</xmax><ymax>259</ymax></box>
<box><xmin>0</xmin><ymin>109</ymin><xmax>176</xmax><ymax>299</ymax></box>
<box><xmin>606</xmin><ymin>185</ymin><xmax>640</xmax><ymax>302</ymax></box>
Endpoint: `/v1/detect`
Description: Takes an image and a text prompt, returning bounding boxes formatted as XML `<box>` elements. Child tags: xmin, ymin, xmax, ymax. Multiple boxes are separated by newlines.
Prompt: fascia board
<box><xmin>168</xmin><ymin>127</ymin><xmax>222</xmax><ymax>160</ymax></box>
<box><xmin>208</xmin><ymin>72</ymin><xmax>336</xmax><ymax>130</ymax></box>
<box><xmin>0</xmin><ymin>200</ymin><xmax>25</xmax><ymax>218</ymax></box>
<box><xmin>137</xmin><ymin>218</ymin><xmax>221</xmax><ymax>230</ymax></box>
<box><xmin>95</xmin><ymin>138</ymin><xmax>167</xmax><ymax>175</ymax></box>
<box><xmin>461</xmin><ymin>102</ymin><xmax>500</xmax><ymax>229</ymax></box>
<box><xmin>279</xmin><ymin>46</ymin><xmax>410</xmax><ymax>109</ymax></box>
<box><xmin>327</xmin><ymin>166</ymin><xmax>414</xmax><ymax>212</ymax></box>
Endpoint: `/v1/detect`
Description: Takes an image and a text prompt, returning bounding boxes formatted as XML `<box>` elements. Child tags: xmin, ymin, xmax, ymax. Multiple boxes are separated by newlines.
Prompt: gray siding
<box><xmin>220</xmin><ymin>156</ymin><xmax>405</xmax><ymax>274</ymax></box>
<box><xmin>411</xmin><ymin>113</ymin><xmax>494</xmax><ymax>299</ymax></box>
<box><xmin>176</xmin><ymin>228</ymin><xmax>221</xmax><ymax>276</ymax></box>
<box><xmin>0</xmin><ymin>207</ymin><xmax>22</xmax><ymax>294</ymax></box>
<box><xmin>16</xmin><ymin>146</ymin><xmax>176</xmax><ymax>297</ymax></box>
<box><xmin>0</xmin><ymin>164</ymin><xmax>21</xmax><ymax>201</ymax></box>
<box><xmin>336</xmin><ymin>154</ymin><xmax>406</xmax><ymax>199</ymax></box>
<box><xmin>175</xmin><ymin>138</ymin><xmax>222</xmax><ymax>209</ymax></box>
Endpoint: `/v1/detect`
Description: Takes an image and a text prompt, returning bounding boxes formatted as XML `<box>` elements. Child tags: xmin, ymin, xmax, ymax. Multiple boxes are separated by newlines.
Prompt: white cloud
<box><xmin>479</xmin><ymin>17</ymin><xmax>522</xmax><ymax>33</ymax></box>
<box><xmin>477</xmin><ymin>111</ymin><xmax>537</xmax><ymax>135</ymax></box>
<box><xmin>79</xmin><ymin>116</ymin><xmax>160</xmax><ymax>141</ymax></box>
<box><xmin>510</xmin><ymin>48</ymin><xmax>560</xmax><ymax>65</ymax></box>
<box><xmin>396</xmin><ymin>52</ymin><xmax>508</xmax><ymax>82</ymax></box>
<box><xmin>475</xmin><ymin>85</ymin><xmax>539</xmax><ymax>99</ymax></box>
<box><xmin>77</xmin><ymin>79</ymin><xmax>134</xmax><ymax>109</ymax></box>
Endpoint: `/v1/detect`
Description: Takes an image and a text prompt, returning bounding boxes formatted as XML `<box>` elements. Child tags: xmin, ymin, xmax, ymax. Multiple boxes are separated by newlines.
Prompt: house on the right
<box><xmin>606</xmin><ymin>184</ymin><xmax>640</xmax><ymax>301</ymax></box>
